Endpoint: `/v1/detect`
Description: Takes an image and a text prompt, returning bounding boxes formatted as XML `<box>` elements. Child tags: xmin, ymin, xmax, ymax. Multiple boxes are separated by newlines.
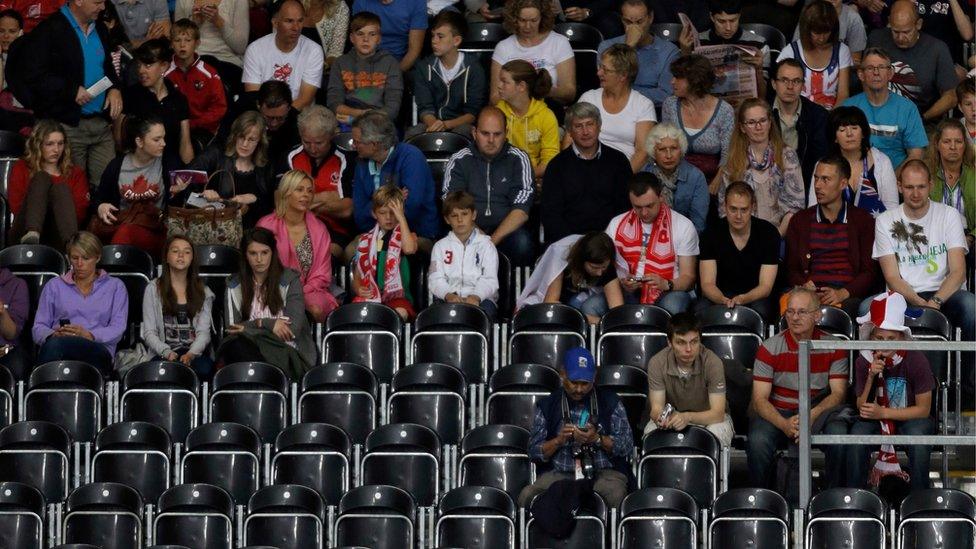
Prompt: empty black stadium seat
<box><xmin>334</xmin><ymin>485</ymin><xmax>416</xmax><ymax>549</ymax></box>
<box><xmin>209</xmin><ymin>361</ymin><xmax>289</xmax><ymax>443</ymax></box>
<box><xmin>459</xmin><ymin>424</ymin><xmax>533</xmax><ymax>503</ymax></box>
<box><xmin>597</xmin><ymin>305</ymin><xmax>670</xmax><ymax>368</ymax></box>
<box><xmin>435</xmin><ymin>486</ymin><xmax>516</xmax><ymax>548</ymax></box>
<box><xmin>708</xmin><ymin>488</ymin><xmax>789</xmax><ymax>549</ymax></box>
<box><xmin>509</xmin><ymin>303</ymin><xmax>587</xmax><ymax>369</ymax></box>
<box><xmin>120</xmin><ymin>360</ymin><xmax>200</xmax><ymax>444</ymax></box>
<box><xmin>699</xmin><ymin>305</ymin><xmax>765</xmax><ymax>371</ymax></box>
<box><xmin>180</xmin><ymin>422</ymin><xmax>261</xmax><ymax>505</ymax></box>
<box><xmin>92</xmin><ymin>421</ymin><xmax>172</xmax><ymax>504</ymax></box>
<box><xmin>25</xmin><ymin>360</ymin><xmax>103</xmax><ymax>443</ymax></box>
<box><xmin>98</xmin><ymin>244</ymin><xmax>154</xmax><ymax>347</ymax></box>
<box><xmin>805</xmin><ymin>488</ymin><xmax>886</xmax><ymax>549</ymax></box>
<box><xmin>618</xmin><ymin>487</ymin><xmax>699</xmax><ymax>549</ymax></box>
<box><xmin>323</xmin><ymin>303</ymin><xmax>403</xmax><ymax>384</ymax></box>
<box><xmin>272</xmin><ymin>422</ymin><xmax>351</xmax><ymax>507</ymax></box>
<box><xmin>0</xmin><ymin>481</ymin><xmax>45</xmax><ymax>549</ymax></box>
<box><xmin>361</xmin><ymin>423</ymin><xmax>441</xmax><ymax>507</ymax></box>
<box><xmin>388</xmin><ymin>362</ymin><xmax>467</xmax><ymax>445</ymax></box>
<box><xmin>62</xmin><ymin>482</ymin><xmax>143</xmax><ymax>549</ymax></box>
<box><xmin>195</xmin><ymin>244</ymin><xmax>241</xmax><ymax>338</ymax></box>
<box><xmin>897</xmin><ymin>488</ymin><xmax>975</xmax><ymax>549</ymax></box>
<box><xmin>244</xmin><ymin>484</ymin><xmax>326</xmax><ymax>549</ymax></box>
<box><xmin>412</xmin><ymin>302</ymin><xmax>492</xmax><ymax>385</ymax></box>
<box><xmin>153</xmin><ymin>483</ymin><xmax>235</xmax><ymax>549</ymax></box>
<box><xmin>596</xmin><ymin>363</ymin><xmax>649</xmax><ymax>443</ymax></box>
<box><xmin>485</xmin><ymin>363</ymin><xmax>561</xmax><ymax>430</ymax></box>
<box><xmin>639</xmin><ymin>426</ymin><xmax>721</xmax><ymax>509</ymax></box>
<box><xmin>0</xmin><ymin>421</ymin><xmax>71</xmax><ymax>503</ymax></box>
<box><xmin>299</xmin><ymin>362</ymin><xmax>378</xmax><ymax>445</ymax></box>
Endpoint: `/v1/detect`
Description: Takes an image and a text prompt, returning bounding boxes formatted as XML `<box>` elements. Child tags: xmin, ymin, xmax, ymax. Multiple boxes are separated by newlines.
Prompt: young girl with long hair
<box><xmin>142</xmin><ymin>235</ymin><xmax>215</xmax><ymax>379</ymax></box>
<box><xmin>495</xmin><ymin>59</ymin><xmax>560</xmax><ymax>179</ymax></box>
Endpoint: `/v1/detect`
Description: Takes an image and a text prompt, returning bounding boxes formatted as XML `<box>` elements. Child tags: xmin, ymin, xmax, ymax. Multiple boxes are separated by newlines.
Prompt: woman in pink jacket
<box><xmin>257</xmin><ymin>170</ymin><xmax>338</xmax><ymax>322</ymax></box>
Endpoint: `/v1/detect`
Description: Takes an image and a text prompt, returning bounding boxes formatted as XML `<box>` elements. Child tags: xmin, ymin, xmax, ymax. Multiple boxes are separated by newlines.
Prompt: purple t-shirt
<box><xmin>854</xmin><ymin>351</ymin><xmax>935</xmax><ymax>409</ymax></box>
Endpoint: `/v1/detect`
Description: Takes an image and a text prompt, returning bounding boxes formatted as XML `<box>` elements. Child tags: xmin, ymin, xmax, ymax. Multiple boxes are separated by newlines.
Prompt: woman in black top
<box><xmin>189</xmin><ymin>110</ymin><xmax>275</xmax><ymax>228</ymax></box>
<box><xmin>123</xmin><ymin>38</ymin><xmax>194</xmax><ymax>164</ymax></box>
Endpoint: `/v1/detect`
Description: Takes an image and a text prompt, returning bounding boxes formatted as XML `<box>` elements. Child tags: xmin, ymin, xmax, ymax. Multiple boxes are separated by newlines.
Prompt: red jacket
<box><xmin>165</xmin><ymin>56</ymin><xmax>227</xmax><ymax>134</ymax></box>
<box><xmin>0</xmin><ymin>0</ymin><xmax>60</xmax><ymax>32</ymax></box>
<box><xmin>785</xmin><ymin>203</ymin><xmax>878</xmax><ymax>299</ymax></box>
<box><xmin>7</xmin><ymin>158</ymin><xmax>89</xmax><ymax>223</ymax></box>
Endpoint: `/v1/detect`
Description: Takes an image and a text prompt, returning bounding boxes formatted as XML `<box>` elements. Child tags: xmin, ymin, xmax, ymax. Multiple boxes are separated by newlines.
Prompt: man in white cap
<box><xmin>847</xmin><ymin>291</ymin><xmax>935</xmax><ymax>491</ymax></box>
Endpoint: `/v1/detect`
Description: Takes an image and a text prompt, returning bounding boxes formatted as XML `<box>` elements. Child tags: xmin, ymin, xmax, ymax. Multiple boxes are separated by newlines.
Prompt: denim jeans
<box><xmin>568</xmin><ymin>291</ymin><xmax>610</xmax><ymax>319</ymax></box>
<box><xmin>37</xmin><ymin>335</ymin><xmax>114</xmax><ymax>377</ymax></box>
<box><xmin>622</xmin><ymin>288</ymin><xmax>693</xmax><ymax>315</ymax></box>
<box><xmin>495</xmin><ymin>226</ymin><xmax>536</xmax><ymax>267</ymax></box>
<box><xmin>747</xmin><ymin>408</ymin><xmax>849</xmax><ymax>488</ymax></box>
<box><xmin>847</xmin><ymin>417</ymin><xmax>935</xmax><ymax>491</ymax></box>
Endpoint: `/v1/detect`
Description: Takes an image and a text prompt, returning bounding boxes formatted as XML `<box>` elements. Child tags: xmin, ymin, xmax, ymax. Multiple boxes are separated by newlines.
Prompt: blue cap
<box><xmin>563</xmin><ymin>347</ymin><xmax>596</xmax><ymax>382</ymax></box>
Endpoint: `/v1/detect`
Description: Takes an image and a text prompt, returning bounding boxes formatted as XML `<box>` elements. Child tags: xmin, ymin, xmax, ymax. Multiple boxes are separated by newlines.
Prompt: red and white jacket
<box><xmin>165</xmin><ymin>56</ymin><xmax>227</xmax><ymax>134</ymax></box>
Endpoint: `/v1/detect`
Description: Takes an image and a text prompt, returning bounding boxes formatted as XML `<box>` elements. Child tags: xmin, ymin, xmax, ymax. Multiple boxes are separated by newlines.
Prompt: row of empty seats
<box><xmin>2</xmin><ymin>478</ymin><xmax>972</xmax><ymax>548</ymax></box>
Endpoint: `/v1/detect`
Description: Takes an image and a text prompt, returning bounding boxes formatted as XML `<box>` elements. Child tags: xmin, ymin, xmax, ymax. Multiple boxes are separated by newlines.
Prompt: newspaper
<box><xmin>695</xmin><ymin>44</ymin><xmax>760</xmax><ymax>106</ymax></box>
<box><xmin>677</xmin><ymin>12</ymin><xmax>759</xmax><ymax>106</ymax></box>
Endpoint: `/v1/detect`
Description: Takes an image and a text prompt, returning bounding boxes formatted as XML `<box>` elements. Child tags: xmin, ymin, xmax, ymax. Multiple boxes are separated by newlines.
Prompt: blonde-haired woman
<box><xmin>8</xmin><ymin>119</ymin><xmax>89</xmax><ymax>247</ymax></box>
<box><xmin>257</xmin><ymin>170</ymin><xmax>337</xmax><ymax>322</ymax></box>
<box><xmin>32</xmin><ymin>232</ymin><xmax>128</xmax><ymax>376</ymax></box>
<box><xmin>718</xmin><ymin>98</ymin><xmax>805</xmax><ymax>235</ymax></box>
<box><xmin>190</xmin><ymin>110</ymin><xmax>275</xmax><ymax>227</ymax></box>
<box><xmin>302</xmin><ymin>0</ymin><xmax>348</xmax><ymax>69</ymax></box>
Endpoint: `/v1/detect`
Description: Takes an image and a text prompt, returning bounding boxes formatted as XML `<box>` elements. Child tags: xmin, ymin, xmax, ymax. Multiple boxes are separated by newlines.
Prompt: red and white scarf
<box><xmin>613</xmin><ymin>207</ymin><xmax>675</xmax><ymax>304</ymax></box>
<box><xmin>861</xmin><ymin>349</ymin><xmax>911</xmax><ymax>487</ymax></box>
<box><xmin>353</xmin><ymin>224</ymin><xmax>404</xmax><ymax>303</ymax></box>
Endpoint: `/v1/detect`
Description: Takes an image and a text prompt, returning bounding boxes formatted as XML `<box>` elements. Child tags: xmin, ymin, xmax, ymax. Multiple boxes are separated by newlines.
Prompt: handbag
<box><xmin>165</xmin><ymin>170</ymin><xmax>246</xmax><ymax>247</ymax></box>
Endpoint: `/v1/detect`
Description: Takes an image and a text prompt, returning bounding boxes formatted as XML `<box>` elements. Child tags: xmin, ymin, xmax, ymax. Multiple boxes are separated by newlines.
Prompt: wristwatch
<box><xmin>932</xmin><ymin>296</ymin><xmax>944</xmax><ymax>306</ymax></box>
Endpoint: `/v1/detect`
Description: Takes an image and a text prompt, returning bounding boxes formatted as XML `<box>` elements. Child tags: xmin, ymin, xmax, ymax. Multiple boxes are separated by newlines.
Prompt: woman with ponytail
<box><xmin>495</xmin><ymin>59</ymin><xmax>560</xmax><ymax>179</ymax></box>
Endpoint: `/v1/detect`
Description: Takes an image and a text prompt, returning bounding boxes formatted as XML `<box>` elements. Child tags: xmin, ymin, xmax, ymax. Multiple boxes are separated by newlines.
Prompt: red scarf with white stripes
<box><xmin>863</xmin><ymin>350</ymin><xmax>911</xmax><ymax>487</ymax></box>
<box><xmin>353</xmin><ymin>224</ymin><xmax>404</xmax><ymax>303</ymax></box>
<box><xmin>613</xmin><ymin>207</ymin><xmax>675</xmax><ymax>304</ymax></box>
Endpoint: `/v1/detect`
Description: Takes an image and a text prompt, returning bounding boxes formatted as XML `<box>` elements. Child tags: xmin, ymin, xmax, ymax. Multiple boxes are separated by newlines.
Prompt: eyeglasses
<box><xmin>860</xmin><ymin>64</ymin><xmax>892</xmax><ymax>73</ymax></box>
<box><xmin>775</xmin><ymin>77</ymin><xmax>804</xmax><ymax>87</ymax></box>
<box><xmin>784</xmin><ymin>308</ymin><xmax>817</xmax><ymax>317</ymax></box>
<box><xmin>744</xmin><ymin>118</ymin><xmax>769</xmax><ymax>128</ymax></box>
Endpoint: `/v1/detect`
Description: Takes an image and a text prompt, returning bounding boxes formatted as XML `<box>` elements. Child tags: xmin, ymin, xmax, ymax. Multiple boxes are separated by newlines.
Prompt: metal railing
<box><xmin>797</xmin><ymin>338</ymin><xmax>976</xmax><ymax>510</ymax></box>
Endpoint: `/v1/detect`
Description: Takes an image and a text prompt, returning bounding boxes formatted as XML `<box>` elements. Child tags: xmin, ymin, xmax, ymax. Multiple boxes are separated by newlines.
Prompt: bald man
<box><xmin>442</xmin><ymin>106</ymin><xmax>536</xmax><ymax>265</ymax></box>
<box><xmin>866</xmin><ymin>0</ymin><xmax>959</xmax><ymax>121</ymax></box>
<box><xmin>242</xmin><ymin>0</ymin><xmax>323</xmax><ymax>110</ymax></box>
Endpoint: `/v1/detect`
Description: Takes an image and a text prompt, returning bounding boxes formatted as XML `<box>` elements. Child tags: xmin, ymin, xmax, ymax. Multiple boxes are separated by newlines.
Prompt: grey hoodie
<box><xmin>326</xmin><ymin>49</ymin><xmax>404</xmax><ymax>119</ymax></box>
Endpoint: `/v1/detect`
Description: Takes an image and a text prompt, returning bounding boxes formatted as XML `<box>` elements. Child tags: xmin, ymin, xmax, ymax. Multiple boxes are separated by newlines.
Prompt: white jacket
<box><xmin>429</xmin><ymin>229</ymin><xmax>500</xmax><ymax>302</ymax></box>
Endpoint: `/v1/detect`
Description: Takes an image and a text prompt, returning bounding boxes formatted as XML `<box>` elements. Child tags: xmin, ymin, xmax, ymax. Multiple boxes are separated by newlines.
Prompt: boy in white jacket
<box><xmin>429</xmin><ymin>191</ymin><xmax>500</xmax><ymax>319</ymax></box>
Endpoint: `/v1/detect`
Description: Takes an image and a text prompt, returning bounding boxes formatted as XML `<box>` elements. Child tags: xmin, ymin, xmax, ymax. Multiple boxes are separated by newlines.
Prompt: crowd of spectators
<box><xmin>0</xmin><ymin>0</ymin><xmax>972</xmax><ymax>504</ymax></box>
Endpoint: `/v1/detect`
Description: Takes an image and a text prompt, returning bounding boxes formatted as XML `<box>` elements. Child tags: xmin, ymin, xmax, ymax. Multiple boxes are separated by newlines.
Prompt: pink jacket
<box><xmin>257</xmin><ymin>212</ymin><xmax>338</xmax><ymax>315</ymax></box>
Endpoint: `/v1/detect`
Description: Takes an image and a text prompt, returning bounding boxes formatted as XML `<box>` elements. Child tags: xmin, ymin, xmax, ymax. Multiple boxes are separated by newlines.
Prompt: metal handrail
<box><xmin>797</xmin><ymin>338</ymin><xmax>975</xmax><ymax>509</ymax></box>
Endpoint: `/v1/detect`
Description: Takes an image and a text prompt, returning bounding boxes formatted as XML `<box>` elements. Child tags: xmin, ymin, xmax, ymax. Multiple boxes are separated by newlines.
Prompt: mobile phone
<box><xmin>59</xmin><ymin>319</ymin><xmax>70</xmax><ymax>327</ymax></box>
<box><xmin>578</xmin><ymin>409</ymin><xmax>590</xmax><ymax>428</ymax></box>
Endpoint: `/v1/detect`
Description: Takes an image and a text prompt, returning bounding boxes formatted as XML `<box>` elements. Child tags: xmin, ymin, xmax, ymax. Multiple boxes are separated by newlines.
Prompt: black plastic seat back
<box><xmin>486</xmin><ymin>363</ymin><xmax>561</xmax><ymax>430</ymax></box>
<box><xmin>210</xmin><ymin>362</ymin><xmax>289</xmax><ymax>443</ymax></box>
<box><xmin>323</xmin><ymin>303</ymin><xmax>403</xmax><ymax>384</ymax></box>
<box><xmin>0</xmin><ymin>421</ymin><xmax>71</xmax><ymax>503</ymax></box>
<box><xmin>413</xmin><ymin>303</ymin><xmax>492</xmax><ymax>384</ymax></box>
<box><xmin>195</xmin><ymin>245</ymin><xmax>241</xmax><ymax>337</ymax></box>
<box><xmin>0</xmin><ymin>365</ymin><xmax>13</xmax><ymax>428</ymax></box>
<box><xmin>650</xmin><ymin>23</ymin><xmax>683</xmax><ymax>42</ymax></box>
<box><xmin>0</xmin><ymin>481</ymin><xmax>45</xmax><ymax>549</ymax></box>
<box><xmin>299</xmin><ymin>363</ymin><xmax>378</xmax><ymax>445</ymax></box>
<box><xmin>459</xmin><ymin>425</ymin><xmax>533</xmax><ymax>503</ymax></box>
<box><xmin>639</xmin><ymin>426</ymin><xmax>721</xmax><ymax>509</ymax></box>
<box><xmin>554</xmin><ymin>22</ymin><xmax>603</xmax><ymax>49</ymax></box>
<box><xmin>598</xmin><ymin>305</ymin><xmax>670</xmax><ymax>368</ymax></box>
<box><xmin>406</xmin><ymin>132</ymin><xmax>471</xmax><ymax>186</ymax></box>
<box><xmin>806</xmin><ymin>488</ymin><xmax>885</xmax><ymax>549</ymax></box>
<box><xmin>699</xmin><ymin>306</ymin><xmax>765</xmax><ymax>373</ymax></box>
<box><xmin>527</xmin><ymin>491</ymin><xmax>608</xmax><ymax>549</ymax></box>
<box><xmin>63</xmin><ymin>482</ymin><xmax>143</xmax><ymax>549</ymax></box>
<box><xmin>510</xmin><ymin>304</ymin><xmax>588</xmax><ymax>369</ymax></box>
<box><xmin>462</xmin><ymin>22</ymin><xmax>508</xmax><ymax>47</ymax></box>
<box><xmin>182</xmin><ymin>422</ymin><xmax>262</xmax><ymax>505</ymax></box>
<box><xmin>619</xmin><ymin>487</ymin><xmax>699</xmax><ymax>549</ymax></box>
<box><xmin>740</xmin><ymin>23</ymin><xmax>787</xmax><ymax>57</ymax></box>
<box><xmin>334</xmin><ymin>132</ymin><xmax>355</xmax><ymax>152</ymax></box>
<box><xmin>154</xmin><ymin>483</ymin><xmax>235</xmax><ymax>549</ymax></box>
<box><xmin>244</xmin><ymin>484</ymin><xmax>326</xmax><ymax>549</ymax></box>
<box><xmin>898</xmin><ymin>489</ymin><xmax>976</xmax><ymax>549</ymax></box>
<box><xmin>362</xmin><ymin>423</ymin><xmax>441</xmax><ymax>507</ymax></box>
<box><xmin>389</xmin><ymin>363</ymin><xmax>467</xmax><ymax>445</ymax></box>
<box><xmin>0</xmin><ymin>244</ymin><xmax>68</xmax><ymax>345</ymax></box>
<box><xmin>93</xmin><ymin>421</ymin><xmax>172</xmax><ymax>504</ymax></box>
<box><xmin>272</xmin><ymin>422</ymin><xmax>351</xmax><ymax>506</ymax></box>
<box><xmin>98</xmin><ymin>244</ymin><xmax>154</xmax><ymax>344</ymax></box>
<box><xmin>0</xmin><ymin>130</ymin><xmax>24</xmax><ymax>156</ymax></box>
<box><xmin>710</xmin><ymin>489</ymin><xmax>790</xmax><ymax>549</ymax></box>
<box><xmin>437</xmin><ymin>486</ymin><xmax>516</xmax><ymax>548</ymax></box>
<box><xmin>121</xmin><ymin>361</ymin><xmax>200</xmax><ymax>443</ymax></box>
<box><xmin>596</xmin><ymin>364</ymin><xmax>649</xmax><ymax>444</ymax></box>
<box><xmin>26</xmin><ymin>361</ymin><xmax>103</xmax><ymax>443</ymax></box>
<box><xmin>336</xmin><ymin>485</ymin><xmax>415</xmax><ymax>549</ymax></box>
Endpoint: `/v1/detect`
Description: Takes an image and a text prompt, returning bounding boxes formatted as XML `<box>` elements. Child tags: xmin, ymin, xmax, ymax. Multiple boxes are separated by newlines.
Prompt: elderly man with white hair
<box><xmin>640</xmin><ymin>123</ymin><xmax>709</xmax><ymax>232</ymax></box>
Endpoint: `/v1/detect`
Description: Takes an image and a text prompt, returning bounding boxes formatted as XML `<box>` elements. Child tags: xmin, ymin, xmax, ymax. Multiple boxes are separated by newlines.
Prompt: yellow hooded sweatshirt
<box><xmin>497</xmin><ymin>97</ymin><xmax>560</xmax><ymax>173</ymax></box>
